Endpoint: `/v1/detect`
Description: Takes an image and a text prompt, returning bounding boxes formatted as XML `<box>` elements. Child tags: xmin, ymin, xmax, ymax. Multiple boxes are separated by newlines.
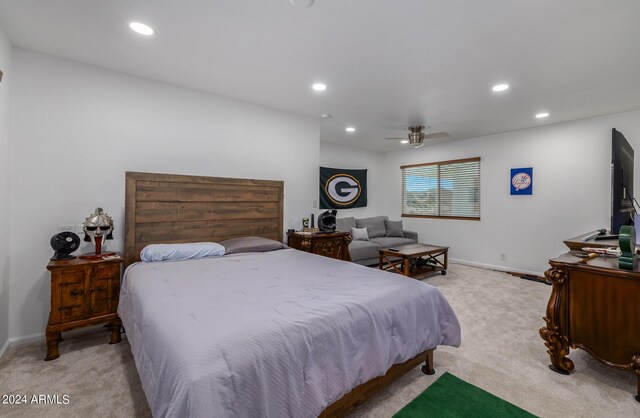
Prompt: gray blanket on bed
<box><xmin>118</xmin><ymin>248</ymin><xmax>460</xmax><ymax>418</ymax></box>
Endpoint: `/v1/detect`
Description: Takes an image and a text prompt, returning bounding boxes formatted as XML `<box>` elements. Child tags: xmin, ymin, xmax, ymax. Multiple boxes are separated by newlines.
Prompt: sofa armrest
<box><xmin>403</xmin><ymin>230</ymin><xmax>418</xmax><ymax>242</ymax></box>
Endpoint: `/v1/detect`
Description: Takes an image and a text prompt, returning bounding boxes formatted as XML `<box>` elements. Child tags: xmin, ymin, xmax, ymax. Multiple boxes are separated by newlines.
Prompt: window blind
<box><xmin>401</xmin><ymin>157</ymin><xmax>480</xmax><ymax>220</ymax></box>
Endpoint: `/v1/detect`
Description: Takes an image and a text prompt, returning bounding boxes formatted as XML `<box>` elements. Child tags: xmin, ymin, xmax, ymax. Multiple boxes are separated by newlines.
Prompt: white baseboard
<box><xmin>0</xmin><ymin>325</ymin><xmax>112</xmax><ymax>361</ymax></box>
<box><xmin>0</xmin><ymin>332</ymin><xmax>43</xmax><ymax>361</ymax></box>
<box><xmin>0</xmin><ymin>338</ymin><xmax>10</xmax><ymax>360</ymax></box>
<box><xmin>449</xmin><ymin>258</ymin><xmax>543</xmax><ymax>278</ymax></box>
<box><xmin>11</xmin><ymin>331</ymin><xmax>45</xmax><ymax>345</ymax></box>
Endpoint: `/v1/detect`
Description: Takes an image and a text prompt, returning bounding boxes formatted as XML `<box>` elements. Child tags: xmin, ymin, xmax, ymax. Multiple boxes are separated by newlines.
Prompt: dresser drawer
<box><xmin>59</xmin><ymin>281</ymin><xmax>85</xmax><ymax>322</ymax></box>
<box><xmin>59</xmin><ymin>269</ymin><xmax>85</xmax><ymax>284</ymax></box>
<box><xmin>90</xmin><ymin>299</ymin><xmax>112</xmax><ymax>317</ymax></box>
<box><xmin>60</xmin><ymin>282</ymin><xmax>85</xmax><ymax>306</ymax></box>
<box><xmin>89</xmin><ymin>277</ymin><xmax>116</xmax><ymax>316</ymax></box>
<box><xmin>311</xmin><ymin>239</ymin><xmax>344</xmax><ymax>259</ymax></box>
<box><xmin>94</xmin><ymin>265</ymin><xmax>119</xmax><ymax>279</ymax></box>
<box><xmin>92</xmin><ymin>279</ymin><xmax>111</xmax><ymax>299</ymax></box>
<box><xmin>51</xmin><ymin>269</ymin><xmax>85</xmax><ymax>323</ymax></box>
<box><xmin>59</xmin><ymin>304</ymin><xmax>84</xmax><ymax>322</ymax></box>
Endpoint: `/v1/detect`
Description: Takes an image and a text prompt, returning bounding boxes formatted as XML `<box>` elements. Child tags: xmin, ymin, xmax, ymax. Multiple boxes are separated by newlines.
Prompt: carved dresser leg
<box><xmin>540</xmin><ymin>266</ymin><xmax>574</xmax><ymax>374</ymax></box>
<box><xmin>636</xmin><ymin>370</ymin><xmax>640</xmax><ymax>402</ymax></box>
<box><xmin>44</xmin><ymin>330</ymin><xmax>60</xmax><ymax>361</ymax></box>
<box><xmin>540</xmin><ymin>321</ymin><xmax>574</xmax><ymax>374</ymax></box>
<box><xmin>633</xmin><ymin>355</ymin><xmax>640</xmax><ymax>402</ymax></box>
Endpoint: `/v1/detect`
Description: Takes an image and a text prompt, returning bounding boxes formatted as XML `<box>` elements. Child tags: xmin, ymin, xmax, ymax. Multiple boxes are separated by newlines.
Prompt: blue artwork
<box><xmin>510</xmin><ymin>167</ymin><xmax>533</xmax><ymax>195</ymax></box>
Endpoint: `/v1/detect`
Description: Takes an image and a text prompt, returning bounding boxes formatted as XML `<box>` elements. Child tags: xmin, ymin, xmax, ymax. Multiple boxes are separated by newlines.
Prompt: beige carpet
<box><xmin>0</xmin><ymin>263</ymin><xmax>637</xmax><ymax>418</ymax></box>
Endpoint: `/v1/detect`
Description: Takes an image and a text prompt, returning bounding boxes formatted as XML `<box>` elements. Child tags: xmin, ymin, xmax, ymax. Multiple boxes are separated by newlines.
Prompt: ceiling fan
<box><xmin>385</xmin><ymin>126</ymin><xmax>449</xmax><ymax>148</ymax></box>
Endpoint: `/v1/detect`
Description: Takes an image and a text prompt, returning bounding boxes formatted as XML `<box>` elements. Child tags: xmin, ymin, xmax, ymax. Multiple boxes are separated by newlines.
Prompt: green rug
<box><xmin>393</xmin><ymin>372</ymin><xmax>537</xmax><ymax>418</ymax></box>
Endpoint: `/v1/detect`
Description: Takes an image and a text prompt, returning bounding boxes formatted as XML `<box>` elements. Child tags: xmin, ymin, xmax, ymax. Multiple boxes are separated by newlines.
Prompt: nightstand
<box><xmin>45</xmin><ymin>254</ymin><xmax>123</xmax><ymax>361</ymax></box>
<box><xmin>287</xmin><ymin>231</ymin><xmax>352</xmax><ymax>261</ymax></box>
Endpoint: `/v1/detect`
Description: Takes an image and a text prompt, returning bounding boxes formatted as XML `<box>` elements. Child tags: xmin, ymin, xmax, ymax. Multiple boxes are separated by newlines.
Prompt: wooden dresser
<box><xmin>540</xmin><ymin>253</ymin><xmax>640</xmax><ymax>401</ymax></box>
<box><xmin>287</xmin><ymin>231</ymin><xmax>352</xmax><ymax>261</ymax></box>
<box><xmin>45</xmin><ymin>254</ymin><xmax>123</xmax><ymax>360</ymax></box>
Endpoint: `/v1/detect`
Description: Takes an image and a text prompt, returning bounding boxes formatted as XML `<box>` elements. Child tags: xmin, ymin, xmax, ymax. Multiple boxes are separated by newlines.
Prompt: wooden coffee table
<box><xmin>378</xmin><ymin>244</ymin><xmax>449</xmax><ymax>277</ymax></box>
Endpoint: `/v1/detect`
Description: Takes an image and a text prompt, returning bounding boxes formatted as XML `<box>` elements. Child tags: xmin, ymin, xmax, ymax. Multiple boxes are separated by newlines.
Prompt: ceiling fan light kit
<box><xmin>385</xmin><ymin>125</ymin><xmax>449</xmax><ymax>149</ymax></box>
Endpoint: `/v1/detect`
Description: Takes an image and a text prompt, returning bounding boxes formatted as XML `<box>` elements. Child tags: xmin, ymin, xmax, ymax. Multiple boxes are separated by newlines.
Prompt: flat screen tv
<box><xmin>611</xmin><ymin>128</ymin><xmax>635</xmax><ymax>234</ymax></box>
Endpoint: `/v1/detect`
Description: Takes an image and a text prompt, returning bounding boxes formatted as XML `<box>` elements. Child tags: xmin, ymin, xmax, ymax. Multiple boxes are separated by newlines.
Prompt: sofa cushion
<box><xmin>370</xmin><ymin>237</ymin><xmax>417</xmax><ymax>249</ymax></box>
<box><xmin>348</xmin><ymin>240</ymin><xmax>380</xmax><ymax>261</ymax></box>
<box><xmin>336</xmin><ymin>217</ymin><xmax>356</xmax><ymax>233</ymax></box>
<box><xmin>351</xmin><ymin>227</ymin><xmax>369</xmax><ymax>241</ymax></box>
<box><xmin>384</xmin><ymin>219</ymin><xmax>404</xmax><ymax>237</ymax></box>
<box><xmin>355</xmin><ymin>216</ymin><xmax>388</xmax><ymax>238</ymax></box>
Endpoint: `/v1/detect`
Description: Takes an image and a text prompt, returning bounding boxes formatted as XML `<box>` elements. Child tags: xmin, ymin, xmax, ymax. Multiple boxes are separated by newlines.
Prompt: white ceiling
<box><xmin>1</xmin><ymin>0</ymin><xmax>639</xmax><ymax>152</ymax></box>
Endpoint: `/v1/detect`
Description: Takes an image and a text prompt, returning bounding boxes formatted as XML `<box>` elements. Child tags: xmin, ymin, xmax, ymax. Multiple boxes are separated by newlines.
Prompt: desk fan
<box><xmin>50</xmin><ymin>231</ymin><xmax>81</xmax><ymax>261</ymax></box>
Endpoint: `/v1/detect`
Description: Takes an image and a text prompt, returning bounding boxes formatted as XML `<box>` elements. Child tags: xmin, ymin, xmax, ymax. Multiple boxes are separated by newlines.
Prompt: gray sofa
<box><xmin>336</xmin><ymin>216</ymin><xmax>418</xmax><ymax>266</ymax></box>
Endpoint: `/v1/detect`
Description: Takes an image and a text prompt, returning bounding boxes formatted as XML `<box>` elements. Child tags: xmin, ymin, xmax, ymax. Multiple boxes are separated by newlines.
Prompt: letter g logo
<box><xmin>325</xmin><ymin>174</ymin><xmax>362</xmax><ymax>206</ymax></box>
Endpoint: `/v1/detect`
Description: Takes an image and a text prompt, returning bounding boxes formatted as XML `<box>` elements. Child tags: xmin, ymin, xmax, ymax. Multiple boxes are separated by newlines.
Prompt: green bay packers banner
<box><xmin>320</xmin><ymin>167</ymin><xmax>367</xmax><ymax>209</ymax></box>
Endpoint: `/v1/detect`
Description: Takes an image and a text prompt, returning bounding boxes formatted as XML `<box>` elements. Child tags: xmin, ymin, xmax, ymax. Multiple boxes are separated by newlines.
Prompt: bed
<box><xmin>120</xmin><ymin>171</ymin><xmax>461</xmax><ymax>417</ymax></box>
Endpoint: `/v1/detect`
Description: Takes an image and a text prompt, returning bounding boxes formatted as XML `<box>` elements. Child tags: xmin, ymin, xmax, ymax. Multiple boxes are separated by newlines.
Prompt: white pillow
<box><xmin>140</xmin><ymin>242</ymin><xmax>225</xmax><ymax>262</ymax></box>
<box><xmin>351</xmin><ymin>227</ymin><xmax>369</xmax><ymax>241</ymax></box>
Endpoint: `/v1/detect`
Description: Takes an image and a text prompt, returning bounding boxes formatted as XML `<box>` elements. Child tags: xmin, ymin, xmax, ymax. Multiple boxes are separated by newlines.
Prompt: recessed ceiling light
<box><xmin>492</xmin><ymin>84</ymin><xmax>509</xmax><ymax>92</ymax></box>
<box><xmin>290</xmin><ymin>0</ymin><xmax>315</xmax><ymax>7</ymax></box>
<box><xmin>312</xmin><ymin>83</ymin><xmax>327</xmax><ymax>92</ymax></box>
<box><xmin>401</xmin><ymin>140</ymin><xmax>409</xmax><ymax>144</ymax></box>
<box><xmin>535</xmin><ymin>112</ymin><xmax>550</xmax><ymax>119</ymax></box>
<box><xmin>345</xmin><ymin>127</ymin><xmax>356</xmax><ymax>133</ymax></box>
<box><xmin>129</xmin><ymin>22</ymin><xmax>155</xmax><ymax>36</ymax></box>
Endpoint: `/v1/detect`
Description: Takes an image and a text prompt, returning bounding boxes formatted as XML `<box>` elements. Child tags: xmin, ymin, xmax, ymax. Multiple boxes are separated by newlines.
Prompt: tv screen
<box><xmin>611</xmin><ymin>128</ymin><xmax>634</xmax><ymax>234</ymax></box>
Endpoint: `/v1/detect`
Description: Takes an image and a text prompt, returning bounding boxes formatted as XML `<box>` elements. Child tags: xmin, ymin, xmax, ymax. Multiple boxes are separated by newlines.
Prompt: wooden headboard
<box><xmin>124</xmin><ymin>172</ymin><xmax>284</xmax><ymax>267</ymax></box>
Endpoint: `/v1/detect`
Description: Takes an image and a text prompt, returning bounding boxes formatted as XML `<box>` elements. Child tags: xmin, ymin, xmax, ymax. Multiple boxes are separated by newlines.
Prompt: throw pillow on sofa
<box><xmin>385</xmin><ymin>220</ymin><xmax>405</xmax><ymax>237</ymax></box>
<box><xmin>336</xmin><ymin>216</ymin><xmax>356</xmax><ymax>232</ymax></box>
<box><xmin>351</xmin><ymin>227</ymin><xmax>370</xmax><ymax>241</ymax></box>
<box><xmin>355</xmin><ymin>216</ymin><xmax>387</xmax><ymax>238</ymax></box>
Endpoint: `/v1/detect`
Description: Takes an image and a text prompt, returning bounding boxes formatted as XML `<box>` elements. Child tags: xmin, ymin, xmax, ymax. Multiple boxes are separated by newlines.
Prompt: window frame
<box><xmin>401</xmin><ymin>157</ymin><xmax>481</xmax><ymax>221</ymax></box>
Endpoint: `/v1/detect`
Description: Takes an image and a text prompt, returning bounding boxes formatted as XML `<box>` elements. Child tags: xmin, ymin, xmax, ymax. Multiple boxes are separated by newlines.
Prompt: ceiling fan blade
<box><xmin>423</xmin><ymin>132</ymin><xmax>450</xmax><ymax>140</ymax></box>
<box><xmin>385</xmin><ymin>137</ymin><xmax>407</xmax><ymax>140</ymax></box>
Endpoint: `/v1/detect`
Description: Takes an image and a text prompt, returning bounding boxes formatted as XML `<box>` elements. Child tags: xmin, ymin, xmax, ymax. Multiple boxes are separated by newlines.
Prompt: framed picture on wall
<box><xmin>510</xmin><ymin>167</ymin><xmax>533</xmax><ymax>195</ymax></box>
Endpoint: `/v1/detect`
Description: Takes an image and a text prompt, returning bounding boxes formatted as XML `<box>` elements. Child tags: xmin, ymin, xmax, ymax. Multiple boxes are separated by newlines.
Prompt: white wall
<box><xmin>9</xmin><ymin>49</ymin><xmax>319</xmax><ymax>339</ymax></box>
<box><xmin>383</xmin><ymin>109</ymin><xmax>640</xmax><ymax>275</ymax></box>
<box><xmin>319</xmin><ymin>142</ymin><xmax>386</xmax><ymax>219</ymax></box>
<box><xmin>0</xmin><ymin>23</ymin><xmax>11</xmax><ymax>353</ymax></box>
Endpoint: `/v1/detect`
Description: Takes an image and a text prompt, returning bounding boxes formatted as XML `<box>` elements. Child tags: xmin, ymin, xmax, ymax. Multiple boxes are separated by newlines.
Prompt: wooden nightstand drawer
<box><xmin>60</xmin><ymin>304</ymin><xmax>84</xmax><ymax>322</ymax></box>
<box><xmin>59</xmin><ymin>270</ymin><xmax>85</xmax><ymax>284</ymax></box>
<box><xmin>94</xmin><ymin>265</ymin><xmax>118</xmax><ymax>279</ymax></box>
<box><xmin>90</xmin><ymin>298</ymin><xmax>112</xmax><ymax>317</ymax></box>
<box><xmin>92</xmin><ymin>280</ymin><xmax>112</xmax><ymax>298</ymax></box>
<box><xmin>90</xmin><ymin>277</ymin><xmax>116</xmax><ymax>316</ymax></box>
<box><xmin>60</xmin><ymin>282</ymin><xmax>85</xmax><ymax>306</ymax></box>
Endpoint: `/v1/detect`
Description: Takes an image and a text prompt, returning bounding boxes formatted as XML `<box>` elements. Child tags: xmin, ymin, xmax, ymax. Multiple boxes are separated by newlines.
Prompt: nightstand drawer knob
<box><xmin>70</xmin><ymin>290</ymin><xmax>80</xmax><ymax>297</ymax></box>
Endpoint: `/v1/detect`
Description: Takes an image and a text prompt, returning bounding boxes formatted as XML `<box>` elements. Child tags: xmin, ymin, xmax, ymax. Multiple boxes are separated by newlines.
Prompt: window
<box><xmin>401</xmin><ymin>157</ymin><xmax>480</xmax><ymax>220</ymax></box>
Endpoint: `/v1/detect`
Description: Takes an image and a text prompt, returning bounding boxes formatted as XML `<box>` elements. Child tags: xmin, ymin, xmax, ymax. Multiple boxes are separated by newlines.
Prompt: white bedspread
<box><xmin>118</xmin><ymin>248</ymin><xmax>460</xmax><ymax>418</ymax></box>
